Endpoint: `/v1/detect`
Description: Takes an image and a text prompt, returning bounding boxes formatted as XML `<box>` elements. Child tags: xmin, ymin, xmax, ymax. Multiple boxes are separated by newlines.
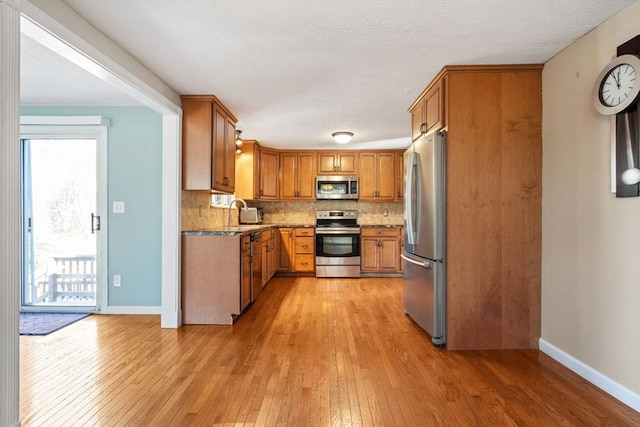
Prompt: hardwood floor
<box><xmin>20</xmin><ymin>277</ymin><xmax>639</xmax><ymax>426</ymax></box>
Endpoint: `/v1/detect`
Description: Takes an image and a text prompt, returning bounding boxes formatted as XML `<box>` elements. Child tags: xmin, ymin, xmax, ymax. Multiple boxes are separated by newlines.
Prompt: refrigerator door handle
<box><xmin>401</xmin><ymin>253</ymin><xmax>431</xmax><ymax>268</ymax></box>
<box><xmin>405</xmin><ymin>151</ymin><xmax>418</xmax><ymax>245</ymax></box>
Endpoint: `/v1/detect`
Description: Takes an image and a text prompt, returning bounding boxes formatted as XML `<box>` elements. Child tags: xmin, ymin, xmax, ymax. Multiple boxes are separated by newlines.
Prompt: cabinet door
<box><xmin>261</xmin><ymin>240</ymin><xmax>269</xmax><ymax>288</ymax></box>
<box><xmin>296</xmin><ymin>153</ymin><xmax>316</xmax><ymax>199</ymax></box>
<box><xmin>317</xmin><ymin>153</ymin><xmax>338</xmax><ymax>174</ymax></box>
<box><xmin>376</xmin><ymin>153</ymin><xmax>395</xmax><ymax>200</ymax></box>
<box><xmin>395</xmin><ymin>152</ymin><xmax>404</xmax><ymax>201</ymax></box>
<box><xmin>270</xmin><ymin>235</ymin><xmax>278</xmax><ymax>278</ymax></box>
<box><xmin>277</xmin><ymin>228</ymin><xmax>293</xmax><ymax>271</ymax></box>
<box><xmin>358</xmin><ymin>153</ymin><xmax>395</xmax><ymax>201</ymax></box>
<box><xmin>410</xmin><ymin>78</ymin><xmax>445</xmax><ymax>141</ymax></box>
<box><xmin>379</xmin><ymin>237</ymin><xmax>400</xmax><ymax>271</ymax></box>
<box><xmin>182</xmin><ymin>100</ymin><xmax>213</xmax><ymax>190</ymax></box>
<box><xmin>259</xmin><ymin>149</ymin><xmax>279</xmax><ymax>199</ymax></box>
<box><xmin>336</xmin><ymin>152</ymin><xmax>357</xmax><ymax>174</ymax></box>
<box><xmin>358</xmin><ymin>153</ymin><xmax>377</xmax><ymax>200</ymax></box>
<box><xmin>279</xmin><ymin>153</ymin><xmax>298</xmax><ymax>199</ymax></box>
<box><xmin>424</xmin><ymin>79</ymin><xmax>444</xmax><ymax>134</ymax></box>
<box><xmin>360</xmin><ymin>237</ymin><xmax>380</xmax><ymax>271</ymax></box>
<box><xmin>410</xmin><ymin>100</ymin><xmax>425</xmax><ymax>142</ymax></box>
<box><xmin>224</xmin><ymin>116</ymin><xmax>236</xmax><ymax>193</ymax></box>
<box><xmin>212</xmin><ymin>106</ymin><xmax>227</xmax><ymax>192</ymax></box>
<box><xmin>317</xmin><ymin>152</ymin><xmax>357</xmax><ymax>175</ymax></box>
<box><xmin>240</xmin><ymin>250</ymin><xmax>251</xmax><ymax>310</ymax></box>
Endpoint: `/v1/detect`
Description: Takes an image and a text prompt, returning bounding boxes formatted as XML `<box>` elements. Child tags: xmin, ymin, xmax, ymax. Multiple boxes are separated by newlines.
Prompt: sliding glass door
<box><xmin>21</xmin><ymin>137</ymin><xmax>99</xmax><ymax>309</ymax></box>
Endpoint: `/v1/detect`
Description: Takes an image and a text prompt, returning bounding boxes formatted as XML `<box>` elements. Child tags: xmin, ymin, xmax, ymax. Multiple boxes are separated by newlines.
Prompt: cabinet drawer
<box><xmin>294</xmin><ymin>255</ymin><xmax>315</xmax><ymax>272</ymax></box>
<box><xmin>295</xmin><ymin>228</ymin><xmax>315</xmax><ymax>237</ymax></box>
<box><xmin>295</xmin><ymin>237</ymin><xmax>315</xmax><ymax>254</ymax></box>
<box><xmin>262</xmin><ymin>228</ymin><xmax>273</xmax><ymax>240</ymax></box>
<box><xmin>361</xmin><ymin>227</ymin><xmax>401</xmax><ymax>238</ymax></box>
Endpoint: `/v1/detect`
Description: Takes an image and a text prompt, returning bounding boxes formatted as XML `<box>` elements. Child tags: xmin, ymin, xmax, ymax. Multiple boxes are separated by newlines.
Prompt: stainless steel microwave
<box><xmin>315</xmin><ymin>176</ymin><xmax>359</xmax><ymax>200</ymax></box>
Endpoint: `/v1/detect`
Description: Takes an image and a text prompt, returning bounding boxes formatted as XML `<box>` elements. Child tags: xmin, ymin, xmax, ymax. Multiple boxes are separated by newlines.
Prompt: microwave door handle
<box><xmin>405</xmin><ymin>152</ymin><xmax>417</xmax><ymax>245</ymax></box>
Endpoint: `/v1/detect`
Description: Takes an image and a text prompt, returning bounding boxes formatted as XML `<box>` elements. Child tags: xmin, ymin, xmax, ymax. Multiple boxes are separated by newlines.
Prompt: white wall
<box><xmin>542</xmin><ymin>0</ymin><xmax>640</xmax><ymax>404</ymax></box>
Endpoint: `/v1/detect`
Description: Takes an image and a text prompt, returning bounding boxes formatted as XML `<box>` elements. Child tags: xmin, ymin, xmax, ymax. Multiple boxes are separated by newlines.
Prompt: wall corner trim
<box><xmin>539</xmin><ymin>338</ymin><xmax>640</xmax><ymax>412</ymax></box>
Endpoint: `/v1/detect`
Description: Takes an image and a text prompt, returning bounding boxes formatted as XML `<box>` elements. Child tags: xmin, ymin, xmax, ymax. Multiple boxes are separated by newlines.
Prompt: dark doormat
<box><xmin>19</xmin><ymin>312</ymin><xmax>92</xmax><ymax>336</ymax></box>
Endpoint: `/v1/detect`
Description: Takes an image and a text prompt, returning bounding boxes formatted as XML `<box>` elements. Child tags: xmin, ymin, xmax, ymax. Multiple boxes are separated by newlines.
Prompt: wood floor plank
<box><xmin>20</xmin><ymin>277</ymin><xmax>640</xmax><ymax>426</ymax></box>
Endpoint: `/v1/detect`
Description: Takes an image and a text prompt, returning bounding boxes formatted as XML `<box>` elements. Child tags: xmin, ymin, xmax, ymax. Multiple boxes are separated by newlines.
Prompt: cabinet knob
<box><xmin>419</xmin><ymin>123</ymin><xmax>427</xmax><ymax>134</ymax></box>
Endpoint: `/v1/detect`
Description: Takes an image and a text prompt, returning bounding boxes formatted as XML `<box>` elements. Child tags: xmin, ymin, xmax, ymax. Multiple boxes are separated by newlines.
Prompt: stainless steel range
<box><xmin>315</xmin><ymin>210</ymin><xmax>361</xmax><ymax>278</ymax></box>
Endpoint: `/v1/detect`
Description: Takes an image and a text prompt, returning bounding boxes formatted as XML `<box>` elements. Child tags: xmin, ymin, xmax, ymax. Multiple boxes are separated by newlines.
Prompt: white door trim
<box><xmin>1</xmin><ymin>1</ymin><xmax>22</xmax><ymax>425</ymax></box>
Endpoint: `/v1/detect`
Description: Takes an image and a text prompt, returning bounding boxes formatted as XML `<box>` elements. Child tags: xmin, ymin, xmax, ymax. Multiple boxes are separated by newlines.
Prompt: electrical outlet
<box><xmin>113</xmin><ymin>201</ymin><xmax>125</xmax><ymax>214</ymax></box>
<box><xmin>113</xmin><ymin>274</ymin><xmax>121</xmax><ymax>287</ymax></box>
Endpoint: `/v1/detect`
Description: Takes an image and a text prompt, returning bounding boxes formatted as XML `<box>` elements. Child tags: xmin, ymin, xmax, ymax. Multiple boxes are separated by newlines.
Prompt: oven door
<box><xmin>315</xmin><ymin>230</ymin><xmax>360</xmax><ymax>258</ymax></box>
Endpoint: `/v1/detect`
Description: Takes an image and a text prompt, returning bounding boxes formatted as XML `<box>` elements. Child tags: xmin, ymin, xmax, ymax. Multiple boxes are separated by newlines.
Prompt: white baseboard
<box><xmin>105</xmin><ymin>306</ymin><xmax>161</xmax><ymax>315</ymax></box>
<box><xmin>539</xmin><ymin>338</ymin><xmax>640</xmax><ymax>412</ymax></box>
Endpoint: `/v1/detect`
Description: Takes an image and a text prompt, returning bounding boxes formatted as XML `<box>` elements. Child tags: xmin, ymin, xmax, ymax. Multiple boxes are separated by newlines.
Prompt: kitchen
<box><xmin>180</xmin><ymin>63</ymin><xmax>543</xmax><ymax>354</ymax></box>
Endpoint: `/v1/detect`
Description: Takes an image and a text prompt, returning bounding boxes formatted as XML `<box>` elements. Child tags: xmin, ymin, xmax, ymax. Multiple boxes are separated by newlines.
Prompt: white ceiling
<box><xmin>21</xmin><ymin>0</ymin><xmax>635</xmax><ymax>149</ymax></box>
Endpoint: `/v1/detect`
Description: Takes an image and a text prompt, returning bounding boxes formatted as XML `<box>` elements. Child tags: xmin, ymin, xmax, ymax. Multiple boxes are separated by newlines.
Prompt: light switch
<box><xmin>113</xmin><ymin>201</ymin><xmax>125</xmax><ymax>214</ymax></box>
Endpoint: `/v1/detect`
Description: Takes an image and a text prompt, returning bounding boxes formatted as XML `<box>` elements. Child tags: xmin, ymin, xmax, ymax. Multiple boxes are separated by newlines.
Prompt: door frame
<box><xmin>20</xmin><ymin>117</ymin><xmax>109</xmax><ymax>313</ymax></box>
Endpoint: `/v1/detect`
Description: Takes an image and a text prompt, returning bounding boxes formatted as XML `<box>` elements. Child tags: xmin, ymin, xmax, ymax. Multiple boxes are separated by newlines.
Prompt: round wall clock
<box><xmin>593</xmin><ymin>54</ymin><xmax>640</xmax><ymax>115</ymax></box>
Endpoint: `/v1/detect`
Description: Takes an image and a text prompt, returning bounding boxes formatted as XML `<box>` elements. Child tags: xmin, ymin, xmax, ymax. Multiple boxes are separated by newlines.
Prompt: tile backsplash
<box><xmin>182</xmin><ymin>192</ymin><xmax>403</xmax><ymax>230</ymax></box>
<box><xmin>252</xmin><ymin>200</ymin><xmax>403</xmax><ymax>225</ymax></box>
<box><xmin>181</xmin><ymin>191</ymin><xmax>235</xmax><ymax>230</ymax></box>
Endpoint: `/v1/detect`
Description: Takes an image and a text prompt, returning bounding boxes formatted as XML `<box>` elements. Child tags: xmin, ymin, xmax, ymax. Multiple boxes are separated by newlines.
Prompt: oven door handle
<box><xmin>315</xmin><ymin>229</ymin><xmax>361</xmax><ymax>235</ymax></box>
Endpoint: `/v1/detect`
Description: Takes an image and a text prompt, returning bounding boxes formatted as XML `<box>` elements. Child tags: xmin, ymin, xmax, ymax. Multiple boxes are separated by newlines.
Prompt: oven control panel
<box><xmin>316</xmin><ymin>210</ymin><xmax>358</xmax><ymax>219</ymax></box>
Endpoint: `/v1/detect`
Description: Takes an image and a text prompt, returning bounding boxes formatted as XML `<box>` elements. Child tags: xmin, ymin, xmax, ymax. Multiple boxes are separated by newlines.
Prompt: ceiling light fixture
<box><xmin>332</xmin><ymin>131</ymin><xmax>354</xmax><ymax>144</ymax></box>
<box><xmin>235</xmin><ymin>130</ymin><xmax>243</xmax><ymax>154</ymax></box>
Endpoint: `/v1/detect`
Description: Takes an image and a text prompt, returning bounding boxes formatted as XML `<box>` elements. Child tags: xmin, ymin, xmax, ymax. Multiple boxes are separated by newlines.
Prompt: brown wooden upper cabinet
<box><xmin>317</xmin><ymin>152</ymin><xmax>358</xmax><ymax>175</ymax></box>
<box><xmin>280</xmin><ymin>152</ymin><xmax>316</xmax><ymax>200</ymax></box>
<box><xmin>235</xmin><ymin>141</ymin><xmax>279</xmax><ymax>200</ymax></box>
<box><xmin>358</xmin><ymin>152</ymin><xmax>396</xmax><ymax>201</ymax></box>
<box><xmin>182</xmin><ymin>95</ymin><xmax>237</xmax><ymax>193</ymax></box>
<box><xmin>409</xmin><ymin>78</ymin><xmax>445</xmax><ymax>141</ymax></box>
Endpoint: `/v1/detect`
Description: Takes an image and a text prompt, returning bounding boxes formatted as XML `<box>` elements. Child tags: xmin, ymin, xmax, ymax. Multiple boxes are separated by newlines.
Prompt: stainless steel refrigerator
<box><xmin>402</xmin><ymin>130</ymin><xmax>446</xmax><ymax>346</ymax></box>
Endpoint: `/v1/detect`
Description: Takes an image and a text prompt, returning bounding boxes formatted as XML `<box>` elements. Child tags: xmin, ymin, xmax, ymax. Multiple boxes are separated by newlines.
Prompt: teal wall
<box><xmin>21</xmin><ymin>107</ymin><xmax>162</xmax><ymax>307</ymax></box>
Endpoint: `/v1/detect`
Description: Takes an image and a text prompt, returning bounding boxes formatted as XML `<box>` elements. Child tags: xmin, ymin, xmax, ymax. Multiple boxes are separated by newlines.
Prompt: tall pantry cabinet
<box><xmin>409</xmin><ymin>65</ymin><xmax>542</xmax><ymax>350</ymax></box>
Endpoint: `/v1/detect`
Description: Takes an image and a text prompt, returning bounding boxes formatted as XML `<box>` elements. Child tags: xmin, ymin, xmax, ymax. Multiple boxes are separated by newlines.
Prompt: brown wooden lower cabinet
<box><xmin>360</xmin><ymin>227</ymin><xmax>402</xmax><ymax>274</ymax></box>
<box><xmin>277</xmin><ymin>228</ymin><xmax>293</xmax><ymax>272</ymax></box>
<box><xmin>277</xmin><ymin>227</ymin><xmax>315</xmax><ymax>273</ymax></box>
<box><xmin>182</xmin><ymin>234</ymin><xmax>247</xmax><ymax>325</ymax></box>
<box><xmin>293</xmin><ymin>227</ymin><xmax>315</xmax><ymax>272</ymax></box>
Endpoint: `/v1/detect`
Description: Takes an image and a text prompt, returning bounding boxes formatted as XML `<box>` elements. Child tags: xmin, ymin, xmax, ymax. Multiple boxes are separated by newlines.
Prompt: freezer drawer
<box><xmin>402</xmin><ymin>252</ymin><xmax>445</xmax><ymax>346</ymax></box>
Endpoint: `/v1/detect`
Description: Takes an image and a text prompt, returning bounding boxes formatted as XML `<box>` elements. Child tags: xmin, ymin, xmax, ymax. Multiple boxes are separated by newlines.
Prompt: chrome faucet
<box><xmin>227</xmin><ymin>198</ymin><xmax>247</xmax><ymax>227</ymax></box>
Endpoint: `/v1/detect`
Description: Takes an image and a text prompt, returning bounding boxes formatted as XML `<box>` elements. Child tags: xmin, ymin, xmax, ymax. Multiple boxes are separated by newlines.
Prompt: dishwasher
<box><xmin>250</xmin><ymin>232</ymin><xmax>262</xmax><ymax>302</ymax></box>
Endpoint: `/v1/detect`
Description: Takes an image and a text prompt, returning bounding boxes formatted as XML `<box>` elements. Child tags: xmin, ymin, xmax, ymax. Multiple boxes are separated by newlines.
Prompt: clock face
<box><xmin>600</xmin><ymin>63</ymin><xmax>636</xmax><ymax>107</ymax></box>
<box><xmin>593</xmin><ymin>54</ymin><xmax>640</xmax><ymax>115</ymax></box>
